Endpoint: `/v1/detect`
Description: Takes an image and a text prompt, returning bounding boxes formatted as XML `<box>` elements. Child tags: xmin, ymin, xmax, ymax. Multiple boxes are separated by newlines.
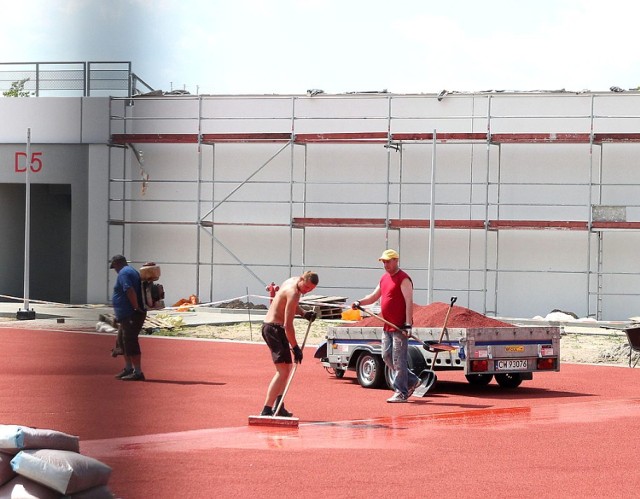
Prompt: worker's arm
<box><xmin>283</xmin><ymin>290</ymin><xmax>300</xmax><ymax>348</ymax></box>
<box><xmin>355</xmin><ymin>285</ymin><xmax>381</xmax><ymax>307</ymax></box>
<box><xmin>126</xmin><ymin>287</ymin><xmax>142</xmax><ymax>312</ymax></box>
<box><xmin>400</xmin><ymin>278</ymin><xmax>413</xmax><ymax>326</ymax></box>
<box><xmin>285</xmin><ymin>291</ymin><xmax>305</xmax><ymax>363</ymax></box>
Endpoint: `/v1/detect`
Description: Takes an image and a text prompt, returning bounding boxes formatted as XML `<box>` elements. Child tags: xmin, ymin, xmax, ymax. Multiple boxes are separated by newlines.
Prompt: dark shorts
<box><xmin>118</xmin><ymin>311</ymin><xmax>147</xmax><ymax>356</ymax></box>
<box><xmin>261</xmin><ymin>322</ymin><xmax>292</xmax><ymax>364</ymax></box>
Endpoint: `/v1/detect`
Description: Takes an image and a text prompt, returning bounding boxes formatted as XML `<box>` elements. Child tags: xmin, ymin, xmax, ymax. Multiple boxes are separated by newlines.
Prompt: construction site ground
<box><xmin>0</xmin><ymin>302</ymin><xmax>635</xmax><ymax>366</ymax></box>
<box><xmin>1</xmin><ymin>322</ymin><xmax>639</xmax><ymax>498</ymax></box>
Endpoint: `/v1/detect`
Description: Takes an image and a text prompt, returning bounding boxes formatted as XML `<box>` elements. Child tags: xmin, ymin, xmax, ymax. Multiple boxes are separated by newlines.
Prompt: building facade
<box><xmin>2</xmin><ymin>90</ymin><xmax>640</xmax><ymax>320</ymax></box>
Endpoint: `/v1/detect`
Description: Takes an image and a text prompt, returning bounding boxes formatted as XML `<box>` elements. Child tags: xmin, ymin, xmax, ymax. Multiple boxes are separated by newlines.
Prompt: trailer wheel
<box><xmin>408</xmin><ymin>346</ymin><xmax>428</xmax><ymax>374</ymax></box>
<box><xmin>495</xmin><ymin>373</ymin><xmax>523</xmax><ymax>388</ymax></box>
<box><xmin>465</xmin><ymin>373</ymin><xmax>493</xmax><ymax>386</ymax></box>
<box><xmin>356</xmin><ymin>353</ymin><xmax>385</xmax><ymax>388</ymax></box>
<box><xmin>383</xmin><ymin>347</ymin><xmax>428</xmax><ymax>390</ymax></box>
<box><xmin>334</xmin><ymin>368</ymin><xmax>346</xmax><ymax>379</ymax></box>
<box><xmin>384</xmin><ymin>365</ymin><xmax>395</xmax><ymax>390</ymax></box>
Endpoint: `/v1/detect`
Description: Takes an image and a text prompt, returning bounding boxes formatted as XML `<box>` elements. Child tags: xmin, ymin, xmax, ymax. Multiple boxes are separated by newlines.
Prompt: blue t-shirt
<box><xmin>112</xmin><ymin>265</ymin><xmax>143</xmax><ymax>320</ymax></box>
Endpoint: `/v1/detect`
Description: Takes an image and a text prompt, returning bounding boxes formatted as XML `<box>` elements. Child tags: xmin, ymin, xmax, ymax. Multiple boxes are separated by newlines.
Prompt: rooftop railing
<box><xmin>0</xmin><ymin>61</ymin><xmax>154</xmax><ymax>97</ymax></box>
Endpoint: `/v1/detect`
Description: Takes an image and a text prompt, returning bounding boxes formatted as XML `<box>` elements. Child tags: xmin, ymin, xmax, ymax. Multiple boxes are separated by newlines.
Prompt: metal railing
<box><xmin>0</xmin><ymin>61</ymin><xmax>154</xmax><ymax>97</ymax></box>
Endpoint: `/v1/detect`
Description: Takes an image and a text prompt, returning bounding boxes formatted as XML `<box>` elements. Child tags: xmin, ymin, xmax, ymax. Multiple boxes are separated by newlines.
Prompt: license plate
<box><xmin>495</xmin><ymin>359</ymin><xmax>528</xmax><ymax>371</ymax></box>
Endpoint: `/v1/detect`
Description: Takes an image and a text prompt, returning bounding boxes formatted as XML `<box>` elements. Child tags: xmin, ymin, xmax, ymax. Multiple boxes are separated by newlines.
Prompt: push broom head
<box><xmin>248</xmin><ymin>415</ymin><xmax>299</xmax><ymax>427</ymax></box>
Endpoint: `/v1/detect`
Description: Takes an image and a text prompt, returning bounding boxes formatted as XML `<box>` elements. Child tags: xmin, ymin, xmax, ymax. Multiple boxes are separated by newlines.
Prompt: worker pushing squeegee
<box><xmin>248</xmin><ymin>271</ymin><xmax>319</xmax><ymax>427</ymax></box>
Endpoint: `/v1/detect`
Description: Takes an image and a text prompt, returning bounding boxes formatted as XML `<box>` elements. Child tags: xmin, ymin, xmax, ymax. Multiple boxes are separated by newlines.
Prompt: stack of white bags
<box><xmin>0</xmin><ymin>425</ymin><xmax>114</xmax><ymax>498</ymax></box>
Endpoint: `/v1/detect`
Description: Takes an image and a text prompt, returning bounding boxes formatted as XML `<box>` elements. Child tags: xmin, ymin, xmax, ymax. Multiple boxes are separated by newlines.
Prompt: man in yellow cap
<box><xmin>351</xmin><ymin>249</ymin><xmax>420</xmax><ymax>402</ymax></box>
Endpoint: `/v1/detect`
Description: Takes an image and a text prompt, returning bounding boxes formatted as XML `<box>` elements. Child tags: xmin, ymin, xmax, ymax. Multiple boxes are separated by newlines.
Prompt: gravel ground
<box><xmin>1</xmin><ymin>314</ymin><xmax>636</xmax><ymax>367</ymax></box>
<box><xmin>160</xmin><ymin>320</ymin><xmax>636</xmax><ymax>367</ymax></box>
<box><xmin>558</xmin><ymin>329</ymin><xmax>632</xmax><ymax>366</ymax></box>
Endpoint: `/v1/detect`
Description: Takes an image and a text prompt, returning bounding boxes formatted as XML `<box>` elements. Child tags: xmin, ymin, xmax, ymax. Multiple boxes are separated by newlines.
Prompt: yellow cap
<box><xmin>378</xmin><ymin>249</ymin><xmax>400</xmax><ymax>261</ymax></box>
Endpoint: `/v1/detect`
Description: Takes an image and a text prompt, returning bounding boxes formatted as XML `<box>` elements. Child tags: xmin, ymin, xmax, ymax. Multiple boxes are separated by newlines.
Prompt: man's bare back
<box><xmin>264</xmin><ymin>272</ymin><xmax>318</xmax><ymax>347</ymax></box>
<box><xmin>264</xmin><ymin>275</ymin><xmax>301</xmax><ymax>326</ymax></box>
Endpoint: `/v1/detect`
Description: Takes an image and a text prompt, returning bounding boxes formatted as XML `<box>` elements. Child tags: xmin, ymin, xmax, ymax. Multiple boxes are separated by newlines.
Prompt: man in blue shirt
<box><xmin>111</xmin><ymin>255</ymin><xmax>147</xmax><ymax>381</ymax></box>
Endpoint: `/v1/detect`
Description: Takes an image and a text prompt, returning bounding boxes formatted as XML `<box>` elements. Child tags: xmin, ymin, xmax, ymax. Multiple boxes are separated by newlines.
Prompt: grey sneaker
<box><xmin>114</xmin><ymin>367</ymin><xmax>133</xmax><ymax>379</ymax></box>
<box><xmin>121</xmin><ymin>371</ymin><xmax>146</xmax><ymax>381</ymax></box>
<box><xmin>407</xmin><ymin>377</ymin><xmax>422</xmax><ymax>398</ymax></box>
<box><xmin>387</xmin><ymin>392</ymin><xmax>408</xmax><ymax>403</ymax></box>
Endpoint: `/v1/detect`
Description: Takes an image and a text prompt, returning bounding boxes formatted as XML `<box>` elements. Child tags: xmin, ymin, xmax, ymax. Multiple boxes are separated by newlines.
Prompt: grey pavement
<box><xmin>0</xmin><ymin>300</ymin><xmax>267</xmax><ymax>331</ymax></box>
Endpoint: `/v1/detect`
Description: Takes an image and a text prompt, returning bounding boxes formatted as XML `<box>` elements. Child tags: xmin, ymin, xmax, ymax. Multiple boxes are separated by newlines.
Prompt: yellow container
<box><xmin>341</xmin><ymin>308</ymin><xmax>361</xmax><ymax>321</ymax></box>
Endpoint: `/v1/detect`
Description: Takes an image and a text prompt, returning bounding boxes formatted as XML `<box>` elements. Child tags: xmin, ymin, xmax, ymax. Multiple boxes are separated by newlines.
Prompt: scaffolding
<box><xmin>107</xmin><ymin>92</ymin><xmax>640</xmax><ymax>319</ymax></box>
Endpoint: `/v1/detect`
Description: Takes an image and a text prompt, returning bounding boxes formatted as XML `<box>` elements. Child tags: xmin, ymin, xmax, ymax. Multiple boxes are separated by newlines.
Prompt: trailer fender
<box><xmin>349</xmin><ymin>346</ymin><xmax>381</xmax><ymax>367</ymax></box>
<box><xmin>314</xmin><ymin>342</ymin><xmax>327</xmax><ymax>359</ymax></box>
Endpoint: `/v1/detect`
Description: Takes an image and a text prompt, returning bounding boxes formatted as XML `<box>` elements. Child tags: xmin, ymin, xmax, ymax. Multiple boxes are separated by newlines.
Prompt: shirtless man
<box><xmin>260</xmin><ymin>271</ymin><xmax>319</xmax><ymax>417</ymax></box>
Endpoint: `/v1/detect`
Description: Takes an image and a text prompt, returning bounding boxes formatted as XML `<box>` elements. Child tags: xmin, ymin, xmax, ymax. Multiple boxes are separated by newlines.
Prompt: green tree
<box><xmin>2</xmin><ymin>78</ymin><xmax>33</xmax><ymax>97</ymax></box>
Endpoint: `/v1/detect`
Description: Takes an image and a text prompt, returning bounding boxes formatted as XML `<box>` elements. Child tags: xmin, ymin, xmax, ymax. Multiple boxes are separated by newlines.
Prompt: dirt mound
<box><xmin>352</xmin><ymin>302</ymin><xmax>513</xmax><ymax>328</ymax></box>
<box><xmin>218</xmin><ymin>299</ymin><xmax>267</xmax><ymax>310</ymax></box>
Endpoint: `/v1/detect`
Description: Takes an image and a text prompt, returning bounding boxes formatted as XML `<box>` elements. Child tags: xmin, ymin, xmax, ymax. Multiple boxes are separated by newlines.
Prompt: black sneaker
<box><xmin>121</xmin><ymin>371</ymin><xmax>146</xmax><ymax>381</ymax></box>
<box><xmin>274</xmin><ymin>396</ymin><xmax>293</xmax><ymax>417</ymax></box>
<box><xmin>275</xmin><ymin>406</ymin><xmax>293</xmax><ymax>418</ymax></box>
<box><xmin>260</xmin><ymin>407</ymin><xmax>273</xmax><ymax>416</ymax></box>
<box><xmin>114</xmin><ymin>368</ymin><xmax>133</xmax><ymax>379</ymax></box>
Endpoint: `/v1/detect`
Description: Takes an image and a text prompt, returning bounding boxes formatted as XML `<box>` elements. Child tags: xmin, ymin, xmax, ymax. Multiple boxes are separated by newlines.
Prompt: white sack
<box><xmin>0</xmin><ymin>453</ymin><xmax>15</xmax><ymax>487</ymax></box>
<box><xmin>11</xmin><ymin>449</ymin><xmax>111</xmax><ymax>495</ymax></box>
<box><xmin>63</xmin><ymin>484</ymin><xmax>115</xmax><ymax>498</ymax></box>
<box><xmin>0</xmin><ymin>476</ymin><xmax>59</xmax><ymax>499</ymax></box>
<box><xmin>0</xmin><ymin>425</ymin><xmax>79</xmax><ymax>453</ymax></box>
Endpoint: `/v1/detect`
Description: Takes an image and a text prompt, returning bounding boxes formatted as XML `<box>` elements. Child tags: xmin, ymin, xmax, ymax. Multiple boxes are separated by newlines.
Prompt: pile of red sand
<box><xmin>353</xmin><ymin>302</ymin><xmax>513</xmax><ymax>328</ymax></box>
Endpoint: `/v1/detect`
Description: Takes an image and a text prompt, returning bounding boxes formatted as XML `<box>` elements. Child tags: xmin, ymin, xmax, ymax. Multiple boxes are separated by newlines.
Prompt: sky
<box><xmin>1</xmin><ymin>0</ymin><xmax>639</xmax><ymax>95</ymax></box>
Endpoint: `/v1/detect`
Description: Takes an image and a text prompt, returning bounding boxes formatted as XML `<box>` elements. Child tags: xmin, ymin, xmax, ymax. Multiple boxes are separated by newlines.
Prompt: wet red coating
<box><xmin>354</xmin><ymin>302</ymin><xmax>513</xmax><ymax>328</ymax></box>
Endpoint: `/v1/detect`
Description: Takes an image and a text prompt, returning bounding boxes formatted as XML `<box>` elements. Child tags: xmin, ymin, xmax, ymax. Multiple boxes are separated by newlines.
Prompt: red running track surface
<box><xmin>1</xmin><ymin>327</ymin><xmax>640</xmax><ymax>498</ymax></box>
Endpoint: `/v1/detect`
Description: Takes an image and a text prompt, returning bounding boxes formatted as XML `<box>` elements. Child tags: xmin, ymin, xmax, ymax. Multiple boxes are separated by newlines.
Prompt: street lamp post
<box><xmin>17</xmin><ymin>128</ymin><xmax>36</xmax><ymax>320</ymax></box>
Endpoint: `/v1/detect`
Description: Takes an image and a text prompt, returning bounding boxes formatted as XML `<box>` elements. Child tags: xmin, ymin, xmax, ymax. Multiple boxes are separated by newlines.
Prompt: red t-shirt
<box><xmin>379</xmin><ymin>269</ymin><xmax>412</xmax><ymax>331</ymax></box>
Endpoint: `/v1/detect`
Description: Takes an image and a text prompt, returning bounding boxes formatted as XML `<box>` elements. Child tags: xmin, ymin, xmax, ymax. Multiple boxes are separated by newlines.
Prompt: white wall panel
<box><xmin>0</xmin><ymin>98</ymin><xmax>82</xmax><ymax>143</ymax></box>
<box><xmin>81</xmin><ymin>98</ymin><xmax>110</xmax><ymax>143</ymax></box>
<box><xmin>4</xmin><ymin>92</ymin><xmax>640</xmax><ymax>319</ymax></box>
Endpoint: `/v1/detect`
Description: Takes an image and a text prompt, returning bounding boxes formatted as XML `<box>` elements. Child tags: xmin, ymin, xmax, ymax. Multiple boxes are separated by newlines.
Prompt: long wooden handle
<box><xmin>273</xmin><ymin>319</ymin><xmax>313</xmax><ymax>417</ymax></box>
<box><xmin>431</xmin><ymin>296</ymin><xmax>457</xmax><ymax>365</ymax></box>
<box><xmin>437</xmin><ymin>296</ymin><xmax>457</xmax><ymax>342</ymax></box>
<box><xmin>358</xmin><ymin>306</ymin><xmax>422</xmax><ymax>341</ymax></box>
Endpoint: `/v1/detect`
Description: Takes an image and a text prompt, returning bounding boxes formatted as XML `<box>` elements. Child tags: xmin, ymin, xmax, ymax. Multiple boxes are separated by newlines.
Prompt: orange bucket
<box><xmin>341</xmin><ymin>308</ymin><xmax>361</xmax><ymax>321</ymax></box>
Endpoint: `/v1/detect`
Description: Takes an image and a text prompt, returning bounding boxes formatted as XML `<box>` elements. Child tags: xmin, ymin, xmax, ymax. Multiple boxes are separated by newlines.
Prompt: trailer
<box><xmin>314</xmin><ymin>323</ymin><xmax>561</xmax><ymax>393</ymax></box>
